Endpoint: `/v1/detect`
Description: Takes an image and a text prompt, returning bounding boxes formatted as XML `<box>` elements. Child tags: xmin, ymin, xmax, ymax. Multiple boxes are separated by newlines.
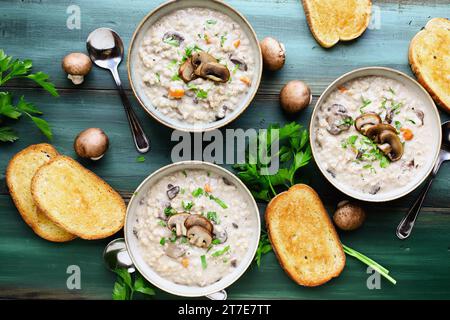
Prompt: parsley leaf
<box><xmin>211</xmin><ymin>245</ymin><xmax>230</xmax><ymax>257</ymax></box>
<box><xmin>112</xmin><ymin>268</ymin><xmax>155</xmax><ymax>300</ymax></box>
<box><xmin>206</xmin><ymin>211</ymin><xmax>220</xmax><ymax>224</ymax></box>
<box><xmin>192</xmin><ymin>187</ymin><xmax>204</xmax><ymax>197</ymax></box>
<box><xmin>136</xmin><ymin>156</ymin><xmax>145</xmax><ymax>163</ymax></box>
<box><xmin>234</xmin><ymin>122</ymin><xmax>312</xmax><ymax>202</ymax></box>
<box><xmin>255</xmin><ymin>230</ymin><xmax>272</xmax><ymax>267</ymax></box>
<box><xmin>0</xmin><ymin>126</ymin><xmax>18</xmax><ymax>142</ymax></box>
<box><xmin>0</xmin><ymin>51</ymin><xmax>57</xmax><ymax>143</ymax></box>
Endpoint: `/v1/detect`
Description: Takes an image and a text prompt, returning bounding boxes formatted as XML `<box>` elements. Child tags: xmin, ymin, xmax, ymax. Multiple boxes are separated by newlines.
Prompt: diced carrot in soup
<box><xmin>168</xmin><ymin>87</ymin><xmax>185</xmax><ymax>99</ymax></box>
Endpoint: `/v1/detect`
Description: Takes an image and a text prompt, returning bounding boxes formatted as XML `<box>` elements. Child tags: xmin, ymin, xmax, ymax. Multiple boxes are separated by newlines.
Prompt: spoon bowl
<box><xmin>86</xmin><ymin>28</ymin><xmax>150</xmax><ymax>153</ymax></box>
<box><xmin>87</xmin><ymin>28</ymin><xmax>123</xmax><ymax>70</ymax></box>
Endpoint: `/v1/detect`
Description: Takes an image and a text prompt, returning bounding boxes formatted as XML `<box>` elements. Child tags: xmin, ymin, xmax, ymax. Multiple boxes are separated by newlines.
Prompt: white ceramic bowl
<box><xmin>124</xmin><ymin>161</ymin><xmax>261</xmax><ymax>297</ymax></box>
<box><xmin>128</xmin><ymin>0</ymin><xmax>262</xmax><ymax>132</ymax></box>
<box><xmin>310</xmin><ymin>67</ymin><xmax>442</xmax><ymax>202</ymax></box>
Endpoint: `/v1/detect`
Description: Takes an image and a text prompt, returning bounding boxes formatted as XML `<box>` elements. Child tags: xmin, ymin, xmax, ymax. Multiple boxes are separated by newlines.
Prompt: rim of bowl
<box><xmin>127</xmin><ymin>0</ymin><xmax>263</xmax><ymax>133</ymax></box>
<box><xmin>309</xmin><ymin>66</ymin><xmax>442</xmax><ymax>202</ymax></box>
<box><xmin>124</xmin><ymin>160</ymin><xmax>261</xmax><ymax>297</ymax></box>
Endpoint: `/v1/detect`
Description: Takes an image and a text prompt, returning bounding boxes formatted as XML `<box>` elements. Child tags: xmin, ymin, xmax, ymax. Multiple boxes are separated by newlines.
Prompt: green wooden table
<box><xmin>1</xmin><ymin>0</ymin><xmax>449</xmax><ymax>300</ymax></box>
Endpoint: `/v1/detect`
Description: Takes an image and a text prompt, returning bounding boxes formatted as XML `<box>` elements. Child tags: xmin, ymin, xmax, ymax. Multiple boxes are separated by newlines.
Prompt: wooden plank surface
<box><xmin>0</xmin><ymin>0</ymin><xmax>449</xmax><ymax>300</ymax></box>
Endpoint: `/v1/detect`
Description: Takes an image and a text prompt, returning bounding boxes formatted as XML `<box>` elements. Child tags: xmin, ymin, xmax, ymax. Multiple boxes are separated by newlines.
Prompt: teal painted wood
<box><xmin>0</xmin><ymin>0</ymin><xmax>449</xmax><ymax>300</ymax></box>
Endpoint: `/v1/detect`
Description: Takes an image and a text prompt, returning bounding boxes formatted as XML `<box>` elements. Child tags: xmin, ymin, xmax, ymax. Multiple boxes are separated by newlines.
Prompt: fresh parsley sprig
<box><xmin>255</xmin><ymin>230</ymin><xmax>272</xmax><ymax>268</ymax></box>
<box><xmin>233</xmin><ymin>122</ymin><xmax>312</xmax><ymax>202</ymax></box>
<box><xmin>0</xmin><ymin>50</ymin><xmax>58</xmax><ymax>142</ymax></box>
<box><xmin>112</xmin><ymin>268</ymin><xmax>155</xmax><ymax>300</ymax></box>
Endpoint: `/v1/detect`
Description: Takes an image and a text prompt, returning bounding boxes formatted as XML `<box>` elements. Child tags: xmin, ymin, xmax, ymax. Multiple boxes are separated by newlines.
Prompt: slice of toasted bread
<box><xmin>302</xmin><ymin>0</ymin><xmax>372</xmax><ymax>48</ymax></box>
<box><xmin>266</xmin><ymin>184</ymin><xmax>345</xmax><ymax>287</ymax></box>
<box><xmin>409</xmin><ymin>18</ymin><xmax>450</xmax><ymax>113</ymax></box>
<box><xmin>6</xmin><ymin>144</ymin><xmax>76</xmax><ymax>242</ymax></box>
<box><xmin>31</xmin><ymin>155</ymin><xmax>126</xmax><ymax>240</ymax></box>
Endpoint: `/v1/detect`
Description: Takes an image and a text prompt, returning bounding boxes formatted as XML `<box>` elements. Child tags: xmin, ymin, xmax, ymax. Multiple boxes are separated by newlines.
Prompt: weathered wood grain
<box><xmin>1</xmin><ymin>0</ymin><xmax>449</xmax><ymax>300</ymax></box>
<box><xmin>1</xmin><ymin>0</ymin><xmax>449</xmax><ymax>95</ymax></box>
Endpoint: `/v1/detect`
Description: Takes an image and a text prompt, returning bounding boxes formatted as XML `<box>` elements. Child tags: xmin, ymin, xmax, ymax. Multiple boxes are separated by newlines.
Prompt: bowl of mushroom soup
<box><xmin>128</xmin><ymin>0</ymin><xmax>262</xmax><ymax>132</ymax></box>
<box><xmin>310</xmin><ymin>67</ymin><xmax>441</xmax><ymax>202</ymax></box>
<box><xmin>124</xmin><ymin>161</ymin><xmax>260</xmax><ymax>297</ymax></box>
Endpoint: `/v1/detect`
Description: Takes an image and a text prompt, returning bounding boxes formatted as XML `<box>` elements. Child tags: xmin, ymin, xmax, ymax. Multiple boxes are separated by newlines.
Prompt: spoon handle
<box><xmin>111</xmin><ymin>67</ymin><xmax>150</xmax><ymax>154</ymax></box>
<box><xmin>396</xmin><ymin>176</ymin><xmax>434</xmax><ymax>240</ymax></box>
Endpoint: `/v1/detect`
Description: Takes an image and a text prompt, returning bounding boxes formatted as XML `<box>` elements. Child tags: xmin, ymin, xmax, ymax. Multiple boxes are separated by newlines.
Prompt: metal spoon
<box><xmin>86</xmin><ymin>28</ymin><xmax>150</xmax><ymax>153</ymax></box>
<box><xmin>396</xmin><ymin>121</ymin><xmax>450</xmax><ymax>239</ymax></box>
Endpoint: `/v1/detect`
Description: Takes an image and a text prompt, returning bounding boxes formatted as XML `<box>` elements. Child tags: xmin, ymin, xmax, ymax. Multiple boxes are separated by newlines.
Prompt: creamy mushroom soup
<box><xmin>137</xmin><ymin>7</ymin><xmax>256</xmax><ymax>125</ymax></box>
<box><xmin>313</xmin><ymin>76</ymin><xmax>432</xmax><ymax>196</ymax></box>
<box><xmin>134</xmin><ymin>169</ymin><xmax>256</xmax><ymax>287</ymax></box>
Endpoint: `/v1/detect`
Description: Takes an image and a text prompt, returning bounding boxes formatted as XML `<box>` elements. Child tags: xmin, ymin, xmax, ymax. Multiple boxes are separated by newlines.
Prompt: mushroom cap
<box><xmin>229</xmin><ymin>55</ymin><xmax>248</xmax><ymax>71</ymax></box>
<box><xmin>333</xmin><ymin>202</ymin><xmax>366</xmax><ymax>231</ymax></box>
<box><xmin>365</xmin><ymin>124</ymin><xmax>397</xmax><ymax>143</ymax></box>
<box><xmin>355</xmin><ymin>113</ymin><xmax>382</xmax><ymax>134</ymax></box>
<box><xmin>62</xmin><ymin>52</ymin><xmax>92</xmax><ymax>76</ymax></box>
<box><xmin>184</xmin><ymin>214</ymin><xmax>213</xmax><ymax>234</ymax></box>
<box><xmin>260</xmin><ymin>37</ymin><xmax>286</xmax><ymax>71</ymax></box>
<box><xmin>187</xmin><ymin>225</ymin><xmax>212</xmax><ymax>248</ymax></box>
<box><xmin>179</xmin><ymin>58</ymin><xmax>196</xmax><ymax>82</ymax></box>
<box><xmin>191</xmin><ymin>52</ymin><xmax>217</xmax><ymax>70</ymax></box>
<box><xmin>280</xmin><ymin>80</ymin><xmax>312</xmax><ymax>114</ymax></box>
<box><xmin>167</xmin><ymin>213</ymin><xmax>190</xmax><ymax>236</ymax></box>
<box><xmin>196</xmin><ymin>62</ymin><xmax>230</xmax><ymax>83</ymax></box>
<box><xmin>324</xmin><ymin>104</ymin><xmax>352</xmax><ymax>135</ymax></box>
<box><xmin>378</xmin><ymin>130</ymin><xmax>404</xmax><ymax>161</ymax></box>
<box><xmin>74</xmin><ymin>128</ymin><xmax>109</xmax><ymax>159</ymax></box>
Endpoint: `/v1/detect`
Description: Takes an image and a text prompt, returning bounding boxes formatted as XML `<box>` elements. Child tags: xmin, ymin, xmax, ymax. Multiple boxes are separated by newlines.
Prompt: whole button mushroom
<box><xmin>333</xmin><ymin>201</ymin><xmax>366</xmax><ymax>231</ymax></box>
<box><xmin>280</xmin><ymin>80</ymin><xmax>312</xmax><ymax>114</ymax></box>
<box><xmin>62</xmin><ymin>52</ymin><xmax>92</xmax><ymax>85</ymax></box>
<box><xmin>260</xmin><ymin>37</ymin><xmax>286</xmax><ymax>71</ymax></box>
<box><xmin>74</xmin><ymin>128</ymin><xmax>109</xmax><ymax>160</ymax></box>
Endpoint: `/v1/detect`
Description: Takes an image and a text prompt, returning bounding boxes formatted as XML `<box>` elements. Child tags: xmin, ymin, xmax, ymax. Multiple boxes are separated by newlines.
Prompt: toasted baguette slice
<box><xmin>409</xmin><ymin>18</ymin><xmax>450</xmax><ymax>113</ymax></box>
<box><xmin>6</xmin><ymin>144</ymin><xmax>76</xmax><ymax>242</ymax></box>
<box><xmin>31</xmin><ymin>155</ymin><xmax>126</xmax><ymax>240</ymax></box>
<box><xmin>302</xmin><ymin>0</ymin><xmax>372</xmax><ymax>48</ymax></box>
<box><xmin>266</xmin><ymin>184</ymin><xmax>345</xmax><ymax>287</ymax></box>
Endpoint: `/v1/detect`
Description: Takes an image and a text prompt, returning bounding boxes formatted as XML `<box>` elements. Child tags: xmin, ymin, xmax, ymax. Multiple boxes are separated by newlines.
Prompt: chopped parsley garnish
<box><xmin>164</xmin><ymin>206</ymin><xmax>177</xmax><ymax>217</ymax></box>
<box><xmin>220</xmin><ymin>33</ymin><xmax>227</xmax><ymax>47</ymax></box>
<box><xmin>359</xmin><ymin>97</ymin><xmax>372</xmax><ymax>113</ymax></box>
<box><xmin>212</xmin><ymin>245</ymin><xmax>230</xmax><ymax>257</ymax></box>
<box><xmin>394</xmin><ymin>120</ymin><xmax>402</xmax><ymax>131</ymax></box>
<box><xmin>171</xmin><ymin>74</ymin><xmax>182</xmax><ymax>81</ymax></box>
<box><xmin>192</xmin><ymin>187</ymin><xmax>204</xmax><ymax>197</ymax></box>
<box><xmin>380</xmin><ymin>156</ymin><xmax>390</xmax><ymax>168</ymax></box>
<box><xmin>181</xmin><ymin>44</ymin><xmax>203</xmax><ymax>62</ymax></box>
<box><xmin>341</xmin><ymin>135</ymin><xmax>358</xmax><ymax>149</ymax></box>
<box><xmin>155</xmin><ymin>72</ymin><xmax>160</xmax><ymax>83</ymax></box>
<box><xmin>388</xmin><ymin>87</ymin><xmax>396</xmax><ymax>95</ymax></box>
<box><xmin>209</xmin><ymin>195</ymin><xmax>228</xmax><ymax>209</ymax></box>
<box><xmin>169</xmin><ymin>230</ymin><xmax>177</xmax><ymax>242</ymax></box>
<box><xmin>232</xmin><ymin>64</ymin><xmax>240</xmax><ymax>74</ymax></box>
<box><xmin>187</xmin><ymin>83</ymin><xmax>208</xmax><ymax>99</ymax></box>
<box><xmin>160</xmin><ymin>237</ymin><xmax>166</xmax><ymax>245</ymax></box>
<box><xmin>163</xmin><ymin>37</ymin><xmax>181</xmax><ymax>47</ymax></box>
<box><xmin>406</xmin><ymin>119</ymin><xmax>416</xmax><ymax>125</ymax></box>
<box><xmin>211</xmin><ymin>239</ymin><xmax>221</xmax><ymax>245</ymax></box>
<box><xmin>206</xmin><ymin>19</ymin><xmax>217</xmax><ymax>25</ymax></box>
<box><xmin>163</xmin><ymin>37</ymin><xmax>180</xmax><ymax>47</ymax></box>
<box><xmin>201</xmin><ymin>255</ymin><xmax>207</xmax><ymax>269</ymax></box>
<box><xmin>157</xmin><ymin>220</ymin><xmax>167</xmax><ymax>227</ymax></box>
<box><xmin>207</xmin><ymin>211</ymin><xmax>220</xmax><ymax>224</ymax></box>
<box><xmin>168</xmin><ymin>59</ymin><xmax>178</xmax><ymax>68</ymax></box>
<box><xmin>340</xmin><ymin>117</ymin><xmax>355</xmax><ymax>127</ymax></box>
<box><xmin>182</xmin><ymin>200</ymin><xmax>194</xmax><ymax>211</ymax></box>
